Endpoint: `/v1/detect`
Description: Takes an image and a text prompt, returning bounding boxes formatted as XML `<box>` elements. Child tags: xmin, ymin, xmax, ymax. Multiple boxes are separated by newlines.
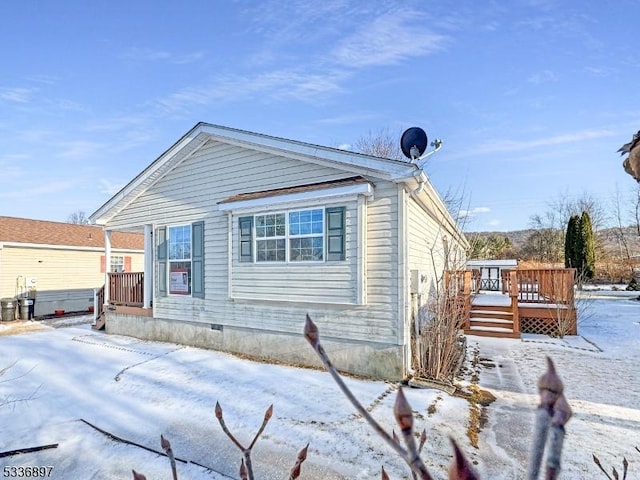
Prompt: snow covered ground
<box><xmin>0</xmin><ymin>295</ymin><xmax>638</xmax><ymax>479</ymax></box>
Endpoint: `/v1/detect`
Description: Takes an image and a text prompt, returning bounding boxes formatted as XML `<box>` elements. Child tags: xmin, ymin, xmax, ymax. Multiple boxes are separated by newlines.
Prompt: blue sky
<box><xmin>1</xmin><ymin>0</ymin><xmax>638</xmax><ymax>231</ymax></box>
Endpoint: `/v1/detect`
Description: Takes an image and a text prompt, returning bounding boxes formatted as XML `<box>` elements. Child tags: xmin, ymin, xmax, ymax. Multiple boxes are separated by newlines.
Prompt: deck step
<box><xmin>470</xmin><ymin>310</ymin><xmax>513</xmax><ymax>320</ymax></box>
<box><xmin>92</xmin><ymin>314</ymin><xmax>106</xmax><ymax>331</ymax></box>
<box><xmin>470</xmin><ymin>318</ymin><xmax>514</xmax><ymax>329</ymax></box>
<box><xmin>465</xmin><ymin>328</ymin><xmax>520</xmax><ymax>339</ymax></box>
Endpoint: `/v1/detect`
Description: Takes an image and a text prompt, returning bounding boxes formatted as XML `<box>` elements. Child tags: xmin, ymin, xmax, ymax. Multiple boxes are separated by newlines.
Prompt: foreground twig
<box><xmin>131</xmin><ymin>471</ymin><xmax>146</xmax><ymax>480</ymax></box>
<box><xmin>449</xmin><ymin>439</ymin><xmax>479</xmax><ymax>480</ymax></box>
<box><xmin>215</xmin><ymin>402</ymin><xmax>309</xmax><ymax>479</ymax></box>
<box><xmin>526</xmin><ymin>357</ymin><xmax>572</xmax><ymax>479</ymax></box>
<box><xmin>161</xmin><ymin>435</ymin><xmax>178</xmax><ymax>480</ymax></box>
<box><xmin>593</xmin><ymin>453</ymin><xmax>632</xmax><ymax>480</ymax></box>
<box><xmin>288</xmin><ymin>444</ymin><xmax>309</xmax><ymax>479</ymax></box>
<box><xmin>305</xmin><ymin>314</ymin><xmax>434</xmax><ymax>479</ymax></box>
<box><xmin>215</xmin><ymin>402</ymin><xmax>273</xmax><ymax>480</ymax></box>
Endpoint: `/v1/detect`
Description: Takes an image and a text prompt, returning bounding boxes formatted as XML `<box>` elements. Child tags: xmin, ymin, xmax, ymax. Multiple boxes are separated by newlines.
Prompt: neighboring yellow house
<box><xmin>0</xmin><ymin>216</ymin><xmax>143</xmax><ymax>317</ymax></box>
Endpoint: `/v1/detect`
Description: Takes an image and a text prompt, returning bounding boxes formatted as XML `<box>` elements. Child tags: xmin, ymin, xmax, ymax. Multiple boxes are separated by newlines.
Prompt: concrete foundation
<box><xmin>105</xmin><ymin>312</ymin><xmax>405</xmax><ymax>379</ymax></box>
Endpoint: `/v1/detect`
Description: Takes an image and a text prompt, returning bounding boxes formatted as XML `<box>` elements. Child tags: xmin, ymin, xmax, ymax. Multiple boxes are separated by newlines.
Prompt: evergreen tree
<box><xmin>579</xmin><ymin>211</ymin><xmax>596</xmax><ymax>280</ymax></box>
<box><xmin>564</xmin><ymin>215</ymin><xmax>580</xmax><ymax>268</ymax></box>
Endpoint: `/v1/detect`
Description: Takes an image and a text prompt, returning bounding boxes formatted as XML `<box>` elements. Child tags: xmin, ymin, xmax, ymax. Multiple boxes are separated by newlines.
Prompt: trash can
<box><xmin>1</xmin><ymin>298</ymin><xmax>16</xmax><ymax>321</ymax></box>
<box><xmin>19</xmin><ymin>297</ymin><xmax>32</xmax><ymax>320</ymax></box>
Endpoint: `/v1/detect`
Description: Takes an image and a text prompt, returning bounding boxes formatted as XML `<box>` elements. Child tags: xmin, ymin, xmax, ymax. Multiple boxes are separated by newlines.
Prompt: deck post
<box><xmin>463</xmin><ymin>270</ymin><xmax>472</xmax><ymax>330</ymax></box>
<box><xmin>93</xmin><ymin>288</ymin><xmax>98</xmax><ymax>322</ymax></box>
<box><xmin>143</xmin><ymin>224</ymin><xmax>153</xmax><ymax>309</ymax></box>
<box><xmin>510</xmin><ymin>270</ymin><xmax>520</xmax><ymax>334</ymax></box>
<box><xmin>104</xmin><ymin>230</ymin><xmax>112</xmax><ymax>306</ymax></box>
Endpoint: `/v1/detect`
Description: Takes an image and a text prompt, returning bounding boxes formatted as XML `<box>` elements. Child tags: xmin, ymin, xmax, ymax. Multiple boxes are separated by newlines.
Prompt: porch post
<box><xmin>104</xmin><ymin>230</ymin><xmax>112</xmax><ymax>305</ymax></box>
<box><xmin>143</xmin><ymin>224</ymin><xmax>153</xmax><ymax>309</ymax></box>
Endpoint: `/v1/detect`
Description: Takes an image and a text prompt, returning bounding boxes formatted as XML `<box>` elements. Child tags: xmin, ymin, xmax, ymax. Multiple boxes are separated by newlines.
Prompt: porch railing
<box><xmin>108</xmin><ymin>272</ymin><xmax>144</xmax><ymax>306</ymax></box>
<box><xmin>514</xmin><ymin>268</ymin><xmax>575</xmax><ymax>305</ymax></box>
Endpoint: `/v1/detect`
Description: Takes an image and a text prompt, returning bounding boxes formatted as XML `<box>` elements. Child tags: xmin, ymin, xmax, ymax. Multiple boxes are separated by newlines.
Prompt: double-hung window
<box><xmin>110</xmin><ymin>255</ymin><xmax>125</xmax><ymax>273</ymax></box>
<box><xmin>239</xmin><ymin>206</ymin><xmax>344</xmax><ymax>263</ymax></box>
<box><xmin>288</xmin><ymin>209</ymin><xmax>323</xmax><ymax>261</ymax></box>
<box><xmin>255</xmin><ymin>213</ymin><xmax>286</xmax><ymax>262</ymax></box>
<box><xmin>168</xmin><ymin>225</ymin><xmax>191</xmax><ymax>295</ymax></box>
<box><xmin>156</xmin><ymin>221</ymin><xmax>205</xmax><ymax>298</ymax></box>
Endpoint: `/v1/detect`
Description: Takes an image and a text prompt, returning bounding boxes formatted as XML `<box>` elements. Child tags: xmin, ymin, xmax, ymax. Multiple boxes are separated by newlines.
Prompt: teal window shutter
<box><xmin>192</xmin><ymin>221</ymin><xmax>205</xmax><ymax>298</ymax></box>
<box><xmin>156</xmin><ymin>227</ymin><xmax>167</xmax><ymax>297</ymax></box>
<box><xmin>326</xmin><ymin>207</ymin><xmax>345</xmax><ymax>261</ymax></box>
<box><xmin>238</xmin><ymin>216</ymin><xmax>253</xmax><ymax>262</ymax></box>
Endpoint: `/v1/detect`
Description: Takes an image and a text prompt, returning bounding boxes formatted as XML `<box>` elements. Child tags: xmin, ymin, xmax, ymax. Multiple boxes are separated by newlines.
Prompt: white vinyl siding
<box><xmin>104</xmin><ymin>139</ymin><xmax>402</xmax><ymax>345</ymax></box>
<box><xmin>407</xmin><ymin>196</ymin><xmax>465</xmax><ymax>294</ymax></box>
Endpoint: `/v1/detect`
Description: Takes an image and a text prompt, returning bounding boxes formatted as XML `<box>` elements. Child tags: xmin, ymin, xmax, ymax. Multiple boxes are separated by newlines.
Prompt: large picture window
<box><xmin>239</xmin><ymin>206</ymin><xmax>344</xmax><ymax>263</ymax></box>
<box><xmin>168</xmin><ymin>225</ymin><xmax>191</xmax><ymax>295</ymax></box>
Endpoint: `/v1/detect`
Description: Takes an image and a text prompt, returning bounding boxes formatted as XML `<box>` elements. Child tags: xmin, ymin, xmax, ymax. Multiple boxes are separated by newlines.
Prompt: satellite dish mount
<box><xmin>400</xmin><ymin>127</ymin><xmax>442</xmax><ymax>166</ymax></box>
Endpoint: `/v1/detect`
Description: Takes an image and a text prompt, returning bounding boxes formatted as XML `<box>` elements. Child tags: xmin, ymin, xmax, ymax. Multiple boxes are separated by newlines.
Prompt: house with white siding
<box><xmin>90</xmin><ymin>123</ymin><xmax>468</xmax><ymax>379</ymax></box>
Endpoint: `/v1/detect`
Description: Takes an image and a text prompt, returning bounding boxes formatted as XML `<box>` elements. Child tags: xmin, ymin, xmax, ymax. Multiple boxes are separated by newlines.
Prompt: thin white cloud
<box><xmin>0</xmin><ymin>180</ymin><xmax>75</xmax><ymax>200</ymax></box>
<box><xmin>318</xmin><ymin>112</ymin><xmax>381</xmax><ymax>125</ymax></box>
<box><xmin>332</xmin><ymin>11</ymin><xmax>447</xmax><ymax>68</ymax></box>
<box><xmin>0</xmin><ymin>87</ymin><xmax>37</xmax><ymax>103</ymax></box>
<box><xmin>487</xmin><ymin>219</ymin><xmax>501</xmax><ymax>227</ymax></box>
<box><xmin>98</xmin><ymin>178</ymin><xmax>125</xmax><ymax>196</ymax></box>
<box><xmin>528</xmin><ymin>70</ymin><xmax>559</xmax><ymax>84</ymax></box>
<box><xmin>122</xmin><ymin>47</ymin><xmax>205</xmax><ymax>65</ymax></box>
<box><xmin>467</xmin><ymin>128</ymin><xmax>617</xmax><ymax>156</ymax></box>
<box><xmin>155</xmin><ymin>69</ymin><xmax>347</xmax><ymax>113</ymax></box>
<box><xmin>56</xmin><ymin>141</ymin><xmax>107</xmax><ymax>159</ymax></box>
<box><xmin>459</xmin><ymin>206</ymin><xmax>491</xmax><ymax>218</ymax></box>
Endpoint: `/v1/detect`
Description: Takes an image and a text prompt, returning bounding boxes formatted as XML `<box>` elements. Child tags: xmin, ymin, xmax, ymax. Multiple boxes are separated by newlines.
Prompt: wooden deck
<box><xmin>93</xmin><ymin>272</ymin><xmax>145</xmax><ymax>330</ymax></box>
<box><xmin>450</xmin><ymin>268</ymin><xmax>577</xmax><ymax>339</ymax></box>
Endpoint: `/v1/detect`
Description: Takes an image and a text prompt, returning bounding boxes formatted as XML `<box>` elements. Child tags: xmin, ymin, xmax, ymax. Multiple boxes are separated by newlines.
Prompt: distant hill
<box><xmin>465</xmin><ymin>227</ymin><xmax>640</xmax><ymax>259</ymax></box>
<box><xmin>463</xmin><ymin>229</ymin><xmax>533</xmax><ymax>252</ymax></box>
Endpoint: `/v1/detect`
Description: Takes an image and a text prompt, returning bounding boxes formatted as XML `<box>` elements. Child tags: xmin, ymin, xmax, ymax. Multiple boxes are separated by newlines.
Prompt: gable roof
<box><xmin>0</xmin><ymin>216</ymin><xmax>144</xmax><ymax>250</ymax></box>
<box><xmin>90</xmin><ymin>122</ymin><xmax>421</xmax><ymax>225</ymax></box>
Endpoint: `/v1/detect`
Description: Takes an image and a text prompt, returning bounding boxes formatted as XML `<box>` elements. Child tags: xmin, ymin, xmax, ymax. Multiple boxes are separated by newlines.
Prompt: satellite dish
<box><xmin>400</xmin><ymin>127</ymin><xmax>428</xmax><ymax>161</ymax></box>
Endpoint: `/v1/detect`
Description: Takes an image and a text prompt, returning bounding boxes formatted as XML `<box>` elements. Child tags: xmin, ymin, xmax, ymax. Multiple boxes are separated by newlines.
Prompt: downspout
<box><xmin>411</xmin><ymin>169</ymin><xmax>428</xmax><ymax>195</ymax></box>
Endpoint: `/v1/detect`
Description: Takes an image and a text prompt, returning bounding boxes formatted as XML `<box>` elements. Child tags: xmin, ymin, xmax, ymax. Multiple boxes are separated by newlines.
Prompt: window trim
<box><xmin>252</xmin><ymin>207</ymin><xmax>326</xmax><ymax>264</ymax></box>
<box><xmin>288</xmin><ymin>208</ymin><xmax>325</xmax><ymax>262</ymax></box>
<box><xmin>110</xmin><ymin>255</ymin><xmax>125</xmax><ymax>273</ymax></box>
<box><xmin>239</xmin><ymin>205</ymin><xmax>347</xmax><ymax>264</ymax></box>
<box><xmin>167</xmin><ymin>224</ymin><xmax>193</xmax><ymax>296</ymax></box>
<box><xmin>254</xmin><ymin>211</ymin><xmax>287</xmax><ymax>263</ymax></box>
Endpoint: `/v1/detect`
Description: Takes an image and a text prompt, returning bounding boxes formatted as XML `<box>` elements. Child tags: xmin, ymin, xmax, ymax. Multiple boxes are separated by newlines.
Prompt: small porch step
<box><xmin>470</xmin><ymin>309</ymin><xmax>513</xmax><ymax>321</ymax></box>
<box><xmin>469</xmin><ymin>317</ymin><xmax>514</xmax><ymax>329</ymax></box>
<box><xmin>92</xmin><ymin>314</ymin><xmax>106</xmax><ymax>331</ymax></box>
<box><xmin>465</xmin><ymin>328</ymin><xmax>520</xmax><ymax>339</ymax></box>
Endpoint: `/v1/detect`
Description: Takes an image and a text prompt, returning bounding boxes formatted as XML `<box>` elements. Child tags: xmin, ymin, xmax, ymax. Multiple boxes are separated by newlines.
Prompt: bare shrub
<box><xmin>412</xmin><ymin>274</ymin><xmax>467</xmax><ymax>384</ymax></box>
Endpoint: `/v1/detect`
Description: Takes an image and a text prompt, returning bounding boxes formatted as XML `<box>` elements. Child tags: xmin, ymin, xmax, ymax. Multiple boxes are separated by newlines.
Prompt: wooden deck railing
<box><xmin>108</xmin><ymin>272</ymin><xmax>144</xmax><ymax>306</ymax></box>
<box><xmin>455</xmin><ymin>267</ymin><xmax>578</xmax><ymax>337</ymax></box>
<box><xmin>501</xmin><ymin>269</ymin><xmax>512</xmax><ymax>294</ymax></box>
<box><xmin>514</xmin><ymin>268</ymin><xmax>575</xmax><ymax>305</ymax></box>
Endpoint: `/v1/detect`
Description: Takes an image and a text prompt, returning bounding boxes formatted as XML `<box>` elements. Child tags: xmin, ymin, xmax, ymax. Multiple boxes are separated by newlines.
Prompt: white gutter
<box><xmin>0</xmin><ymin>242</ymin><xmax>143</xmax><ymax>253</ymax></box>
